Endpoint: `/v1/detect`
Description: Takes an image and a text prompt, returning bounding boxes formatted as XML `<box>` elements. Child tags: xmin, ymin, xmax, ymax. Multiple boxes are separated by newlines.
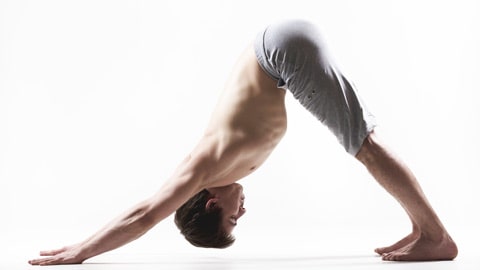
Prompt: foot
<box><xmin>374</xmin><ymin>231</ymin><xmax>419</xmax><ymax>255</ymax></box>
<box><xmin>381</xmin><ymin>233</ymin><xmax>458</xmax><ymax>261</ymax></box>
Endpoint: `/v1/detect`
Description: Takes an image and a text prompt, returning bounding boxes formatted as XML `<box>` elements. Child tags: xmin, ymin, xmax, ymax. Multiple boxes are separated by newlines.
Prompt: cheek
<box><xmin>227</xmin><ymin>203</ymin><xmax>238</xmax><ymax>213</ymax></box>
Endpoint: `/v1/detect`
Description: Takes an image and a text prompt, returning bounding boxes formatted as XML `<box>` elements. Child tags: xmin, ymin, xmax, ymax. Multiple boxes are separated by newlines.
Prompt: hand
<box><xmin>28</xmin><ymin>244</ymin><xmax>86</xmax><ymax>265</ymax></box>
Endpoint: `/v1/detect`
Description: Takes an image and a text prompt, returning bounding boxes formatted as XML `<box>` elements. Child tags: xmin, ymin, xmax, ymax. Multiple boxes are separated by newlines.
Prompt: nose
<box><xmin>238</xmin><ymin>205</ymin><xmax>246</xmax><ymax>219</ymax></box>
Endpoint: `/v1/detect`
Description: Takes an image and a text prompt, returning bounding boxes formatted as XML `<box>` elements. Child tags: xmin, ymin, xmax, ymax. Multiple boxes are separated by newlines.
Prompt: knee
<box><xmin>355</xmin><ymin>131</ymin><xmax>383</xmax><ymax>165</ymax></box>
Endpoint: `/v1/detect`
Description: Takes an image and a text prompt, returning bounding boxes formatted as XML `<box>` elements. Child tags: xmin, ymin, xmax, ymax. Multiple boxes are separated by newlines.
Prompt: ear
<box><xmin>205</xmin><ymin>198</ymin><xmax>219</xmax><ymax>211</ymax></box>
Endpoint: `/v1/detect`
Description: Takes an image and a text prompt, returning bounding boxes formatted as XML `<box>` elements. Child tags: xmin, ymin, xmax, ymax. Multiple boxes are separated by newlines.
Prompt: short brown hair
<box><xmin>174</xmin><ymin>189</ymin><xmax>235</xmax><ymax>248</ymax></box>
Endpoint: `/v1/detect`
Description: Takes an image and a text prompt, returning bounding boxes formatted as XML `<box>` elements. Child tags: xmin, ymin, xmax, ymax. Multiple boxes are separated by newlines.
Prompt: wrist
<box><xmin>76</xmin><ymin>242</ymin><xmax>94</xmax><ymax>262</ymax></box>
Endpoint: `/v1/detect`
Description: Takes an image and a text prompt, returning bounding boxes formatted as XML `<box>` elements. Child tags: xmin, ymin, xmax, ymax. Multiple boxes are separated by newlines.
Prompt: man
<box><xmin>28</xmin><ymin>20</ymin><xmax>457</xmax><ymax>265</ymax></box>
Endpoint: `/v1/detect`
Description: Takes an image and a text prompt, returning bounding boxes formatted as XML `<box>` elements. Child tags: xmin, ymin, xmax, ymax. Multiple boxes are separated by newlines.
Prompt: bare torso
<box><xmin>28</xmin><ymin>22</ymin><xmax>458</xmax><ymax>266</ymax></box>
<box><xmin>189</xmin><ymin>46</ymin><xmax>288</xmax><ymax>188</ymax></box>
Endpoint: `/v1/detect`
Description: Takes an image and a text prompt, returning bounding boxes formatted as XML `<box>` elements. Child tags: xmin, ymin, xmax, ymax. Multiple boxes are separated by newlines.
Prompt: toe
<box><xmin>381</xmin><ymin>253</ymin><xmax>391</xmax><ymax>261</ymax></box>
<box><xmin>389</xmin><ymin>252</ymin><xmax>408</xmax><ymax>261</ymax></box>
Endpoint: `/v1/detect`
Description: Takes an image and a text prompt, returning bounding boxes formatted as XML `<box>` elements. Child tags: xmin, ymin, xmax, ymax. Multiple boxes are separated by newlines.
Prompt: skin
<box><xmin>29</xmin><ymin>44</ymin><xmax>457</xmax><ymax>265</ymax></box>
<box><xmin>206</xmin><ymin>184</ymin><xmax>246</xmax><ymax>234</ymax></box>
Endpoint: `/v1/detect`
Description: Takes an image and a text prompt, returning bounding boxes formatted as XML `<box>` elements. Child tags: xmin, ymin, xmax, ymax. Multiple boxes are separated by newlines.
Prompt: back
<box><xmin>193</xmin><ymin>46</ymin><xmax>288</xmax><ymax>188</ymax></box>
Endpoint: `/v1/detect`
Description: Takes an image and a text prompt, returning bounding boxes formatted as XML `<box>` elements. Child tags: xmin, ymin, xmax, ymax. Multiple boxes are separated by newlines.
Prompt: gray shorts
<box><xmin>254</xmin><ymin>20</ymin><xmax>376</xmax><ymax>155</ymax></box>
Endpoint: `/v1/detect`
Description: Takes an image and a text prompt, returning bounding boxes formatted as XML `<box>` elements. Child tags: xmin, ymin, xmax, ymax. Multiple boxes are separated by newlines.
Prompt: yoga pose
<box><xmin>28</xmin><ymin>20</ymin><xmax>457</xmax><ymax>265</ymax></box>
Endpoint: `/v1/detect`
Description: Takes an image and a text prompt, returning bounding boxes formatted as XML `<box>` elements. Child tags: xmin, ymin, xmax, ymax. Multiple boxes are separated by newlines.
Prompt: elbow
<box><xmin>122</xmin><ymin>205</ymin><xmax>156</xmax><ymax>236</ymax></box>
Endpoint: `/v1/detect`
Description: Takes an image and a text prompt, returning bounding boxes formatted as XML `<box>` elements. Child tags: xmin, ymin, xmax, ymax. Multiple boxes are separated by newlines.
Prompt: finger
<box><xmin>39</xmin><ymin>247</ymin><xmax>67</xmax><ymax>256</ymax></box>
<box><xmin>29</xmin><ymin>258</ymin><xmax>50</xmax><ymax>265</ymax></box>
<box><xmin>35</xmin><ymin>257</ymin><xmax>63</xmax><ymax>266</ymax></box>
<box><xmin>39</xmin><ymin>258</ymin><xmax>58</xmax><ymax>266</ymax></box>
<box><xmin>30</xmin><ymin>255</ymin><xmax>80</xmax><ymax>266</ymax></box>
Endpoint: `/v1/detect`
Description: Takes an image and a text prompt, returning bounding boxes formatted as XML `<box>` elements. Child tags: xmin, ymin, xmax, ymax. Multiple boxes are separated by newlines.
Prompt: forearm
<box><xmin>29</xmin><ymin>168</ymin><xmax>203</xmax><ymax>265</ymax></box>
<box><xmin>77</xmin><ymin>202</ymin><xmax>156</xmax><ymax>261</ymax></box>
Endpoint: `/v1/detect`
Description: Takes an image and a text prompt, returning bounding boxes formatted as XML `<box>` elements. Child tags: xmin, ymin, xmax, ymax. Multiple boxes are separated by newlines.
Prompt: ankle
<box><xmin>419</xmin><ymin>230</ymin><xmax>450</xmax><ymax>242</ymax></box>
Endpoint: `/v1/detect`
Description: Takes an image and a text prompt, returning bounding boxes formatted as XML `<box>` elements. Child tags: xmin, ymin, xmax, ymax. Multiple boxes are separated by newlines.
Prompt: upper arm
<box><xmin>143</xmin><ymin>137</ymin><xmax>222</xmax><ymax>224</ymax></box>
<box><xmin>143</xmin><ymin>154</ymin><xmax>210</xmax><ymax>224</ymax></box>
<box><xmin>145</xmin><ymin>180</ymin><xmax>199</xmax><ymax>224</ymax></box>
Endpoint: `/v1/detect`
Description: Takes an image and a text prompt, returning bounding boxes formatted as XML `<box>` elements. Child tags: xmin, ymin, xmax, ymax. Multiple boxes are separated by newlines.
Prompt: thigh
<box><xmin>255</xmin><ymin>19</ymin><xmax>377</xmax><ymax>155</ymax></box>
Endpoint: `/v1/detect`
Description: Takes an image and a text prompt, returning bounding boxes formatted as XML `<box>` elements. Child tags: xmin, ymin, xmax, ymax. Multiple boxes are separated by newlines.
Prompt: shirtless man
<box><xmin>28</xmin><ymin>20</ymin><xmax>457</xmax><ymax>265</ymax></box>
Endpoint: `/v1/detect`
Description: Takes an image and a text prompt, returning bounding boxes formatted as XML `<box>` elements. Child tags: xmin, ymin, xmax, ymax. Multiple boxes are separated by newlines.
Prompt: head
<box><xmin>174</xmin><ymin>183</ymin><xmax>246</xmax><ymax>248</ymax></box>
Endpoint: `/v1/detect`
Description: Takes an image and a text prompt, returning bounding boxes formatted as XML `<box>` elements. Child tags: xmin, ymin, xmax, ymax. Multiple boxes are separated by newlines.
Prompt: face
<box><xmin>206</xmin><ymin>183</ymin><xmax>246</xmax><ymax>234</ymax></box>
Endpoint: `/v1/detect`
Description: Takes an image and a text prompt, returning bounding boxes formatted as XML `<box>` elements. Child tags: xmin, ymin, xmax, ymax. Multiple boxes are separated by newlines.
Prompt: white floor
<box><xmin>4</xmin><ymin>251</ymin><xmax>478</xmax><ymax>270</ymax></box>
<box><xmin>4</xmin><ymin>227</ymin><xmax>478</xmax><ymax>270</ymax></box>
<box><xmin>6</xmin><ymin>235</ymin><xmax>480</xmax><ymax>270</ymax></box>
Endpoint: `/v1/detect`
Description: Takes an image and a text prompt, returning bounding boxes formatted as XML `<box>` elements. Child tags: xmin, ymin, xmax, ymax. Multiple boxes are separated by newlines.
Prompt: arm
<box><xmin>28</xmin><ymin>174</ymin><xmax>202</xmax><ymax>266</ymax></box>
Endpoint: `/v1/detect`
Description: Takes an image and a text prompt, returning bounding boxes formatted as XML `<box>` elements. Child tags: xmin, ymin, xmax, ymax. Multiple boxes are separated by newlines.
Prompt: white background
<box><xmin>1</xmin><ymin>0</ymin><xmax>479</xmax><ymax>262</ymax></box>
